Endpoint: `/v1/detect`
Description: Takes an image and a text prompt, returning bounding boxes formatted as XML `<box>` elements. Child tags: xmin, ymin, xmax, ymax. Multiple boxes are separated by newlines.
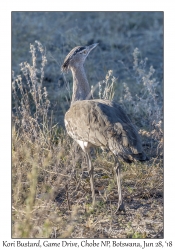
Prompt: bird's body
<box><xmin>62</xmin><ymin>43</ymin><xmax>148</xmax><ymax>212</ymax></box>
<box><xmin>65</xmin><ymin>99</ymin><xmax>146</xmax><ymax>162</ymax></box>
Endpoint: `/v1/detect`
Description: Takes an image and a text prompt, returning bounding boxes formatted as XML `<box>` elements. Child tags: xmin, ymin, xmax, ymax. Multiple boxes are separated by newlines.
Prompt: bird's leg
<box><xmin>86</xmin><ymin>152</ymin><xmax>95</xmax><ymax>207</ymax></box>
<box><xmin>113</xmin><ymin>157</ymin><xmax>125</xmax><ymax>212</ymax></box>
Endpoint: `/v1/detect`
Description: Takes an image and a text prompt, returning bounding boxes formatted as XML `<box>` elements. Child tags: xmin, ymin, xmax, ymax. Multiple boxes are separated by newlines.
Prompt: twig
<box><xmin>65</xmin><ymin>184</ymin><xmax>71</xmax><ymax>211</ymax></box>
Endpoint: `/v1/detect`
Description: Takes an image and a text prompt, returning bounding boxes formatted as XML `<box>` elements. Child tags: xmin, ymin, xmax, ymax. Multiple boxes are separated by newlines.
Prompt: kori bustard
<box><xmin>62</xmin><ymin>43</ymin><xmax>147</xmax><ymax>212</ymax></box>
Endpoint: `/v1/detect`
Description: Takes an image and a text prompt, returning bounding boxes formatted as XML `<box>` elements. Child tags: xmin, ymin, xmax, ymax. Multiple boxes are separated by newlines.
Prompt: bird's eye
<box><xmin>79</xmin><ymin>50</ymin><xmax>87</xmax><ymax>55</ymax></box>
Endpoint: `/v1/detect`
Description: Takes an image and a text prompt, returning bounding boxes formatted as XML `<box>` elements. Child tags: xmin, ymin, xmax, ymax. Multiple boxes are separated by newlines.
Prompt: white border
<box><xmin>1</xmin><ymin>1</ymin><xmax>175</xmax><ymax>248</ymax></box>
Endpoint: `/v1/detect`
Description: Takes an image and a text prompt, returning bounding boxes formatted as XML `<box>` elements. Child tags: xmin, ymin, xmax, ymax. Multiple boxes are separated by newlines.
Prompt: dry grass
<box><xmin>12</xmin><ymin>40</ymin><xmax>163</xmax><ymax>238</ymax></box>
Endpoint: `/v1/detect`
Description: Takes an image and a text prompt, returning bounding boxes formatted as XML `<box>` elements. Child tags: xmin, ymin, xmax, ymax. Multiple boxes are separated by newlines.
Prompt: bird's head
<box><xmin>61</xmin><ymin>43</ymin><xmax>98</xmax><ymax>72</ymax></box>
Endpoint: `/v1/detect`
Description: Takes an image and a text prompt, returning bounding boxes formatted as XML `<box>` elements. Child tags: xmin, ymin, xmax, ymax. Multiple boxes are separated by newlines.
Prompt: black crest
<box><xmin>61</xmin><ymin>46</ymin><xmax>86</xmax><ymax>72</ymax></box>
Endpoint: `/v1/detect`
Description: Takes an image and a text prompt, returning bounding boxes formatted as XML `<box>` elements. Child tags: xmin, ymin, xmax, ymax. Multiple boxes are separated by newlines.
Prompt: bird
<box><xmin>61</xmin><ymin>43</ymin><xmax>148</xmax><ymax>212</ymax></box>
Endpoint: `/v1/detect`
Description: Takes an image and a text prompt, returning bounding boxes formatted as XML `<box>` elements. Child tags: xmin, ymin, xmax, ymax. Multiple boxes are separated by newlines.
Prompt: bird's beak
<box><xmin>87</xmin><ymin>43</ymin><xmax>98</xmax><ymax>52</ymax></box>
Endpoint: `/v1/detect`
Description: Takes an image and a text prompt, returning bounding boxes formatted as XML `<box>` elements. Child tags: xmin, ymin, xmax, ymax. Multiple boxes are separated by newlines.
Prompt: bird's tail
<box><xmin>119</xmin><ymin>151</ymin><xmax>149</xmax><ymax>163</ymax></box>
<box><xmin>132</xmin><ymin>152</ymin><xmax>149</xmax><ymax>161</ymax></box>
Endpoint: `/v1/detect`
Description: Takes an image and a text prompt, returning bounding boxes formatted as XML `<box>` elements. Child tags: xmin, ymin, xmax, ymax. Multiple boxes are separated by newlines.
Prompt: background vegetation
<box><xmin>12</xmin><ymin>12</ymin><xmax>163</xmax><ymax>238</ymax></box>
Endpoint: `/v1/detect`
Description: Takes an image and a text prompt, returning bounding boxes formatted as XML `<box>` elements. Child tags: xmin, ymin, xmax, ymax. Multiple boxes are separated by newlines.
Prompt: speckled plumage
<box><xmin>65</xmin><ymin>99</ymin><xmax>147</xmax><ymax>162</ymax></box>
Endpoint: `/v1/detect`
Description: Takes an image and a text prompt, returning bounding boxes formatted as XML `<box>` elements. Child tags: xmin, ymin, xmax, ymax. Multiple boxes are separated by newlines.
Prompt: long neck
<box><xmin>70</xmin><ymin>65</ymin><xmax>91</xmax><ymax>104</ymax></box>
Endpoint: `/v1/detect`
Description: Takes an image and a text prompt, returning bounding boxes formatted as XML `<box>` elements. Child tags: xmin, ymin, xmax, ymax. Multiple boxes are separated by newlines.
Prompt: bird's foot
<box><xmin>115</xmin><ymin>202</ymin><xmax>126</xmax><ymax>214</ymax></box>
